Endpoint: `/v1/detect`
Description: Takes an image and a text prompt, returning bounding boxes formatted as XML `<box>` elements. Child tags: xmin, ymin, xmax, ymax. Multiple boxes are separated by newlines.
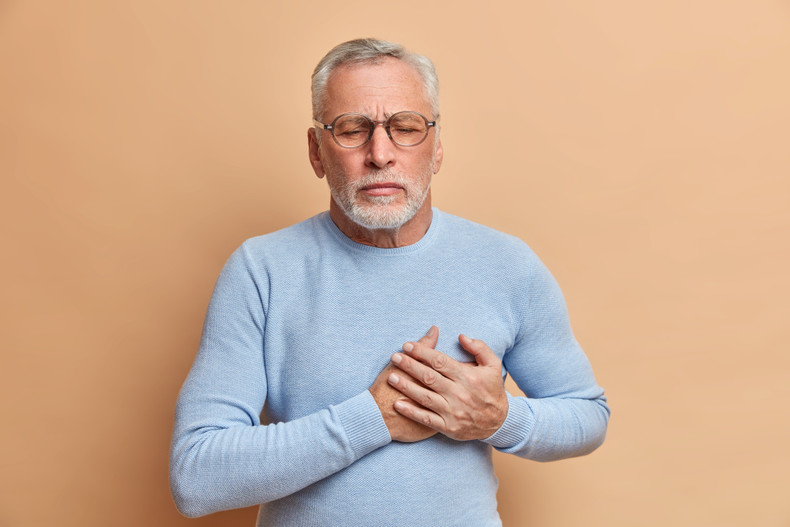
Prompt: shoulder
<box><xmin>212</xmin><ymin>213</ymin><xmax>334</xmax><ymax>283</ymax></box>
<box><xmin>237</xmin><ymin>212</ymin><xmax>331</xmax><ymax>259</ymax></box>
<box><xmin>431</xmin><ymin>210</ymin><xmax>552</xmax><ymax>299</ymax></box>
<box><xmin>435</xmin><ymin>209</ymin><xmax>539</xmax><ymax>262</ymax></box>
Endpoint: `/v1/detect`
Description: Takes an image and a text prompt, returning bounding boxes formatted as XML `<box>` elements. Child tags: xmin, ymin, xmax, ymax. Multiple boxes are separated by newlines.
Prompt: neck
<box><xmin>329</xmin><ymin>193</ymin><xmax>433</xmax><ymax>248</ymax></box>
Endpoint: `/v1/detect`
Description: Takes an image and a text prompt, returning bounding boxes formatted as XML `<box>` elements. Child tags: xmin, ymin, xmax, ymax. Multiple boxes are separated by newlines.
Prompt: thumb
<box><xmin>416</xmin><ymin>325</ymin><xmax>439</xmax><ymax>349</ymax></box>
<box><xmin>458</xmin><ymin>334</ymin><xmax>498</xmax><ymax>367</ymax></box>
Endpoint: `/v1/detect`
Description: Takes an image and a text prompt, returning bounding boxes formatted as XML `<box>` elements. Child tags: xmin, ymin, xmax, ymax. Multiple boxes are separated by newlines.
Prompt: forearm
<box><xmin>484</xmin><ymin>390</ymin><xmax>610</xmax><ymax>461</ymax></box>
<box><xmin>170</xmin><ymin>390</ymin><xmax>390</xmax><ymax>517</ymax></box>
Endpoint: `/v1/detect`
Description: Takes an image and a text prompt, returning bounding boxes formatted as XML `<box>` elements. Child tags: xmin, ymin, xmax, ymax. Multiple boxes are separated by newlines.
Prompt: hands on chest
<box><xmin>369</xmin><ymin>326</ymin><xmax>509</xmax><ymax>442</ymax></box>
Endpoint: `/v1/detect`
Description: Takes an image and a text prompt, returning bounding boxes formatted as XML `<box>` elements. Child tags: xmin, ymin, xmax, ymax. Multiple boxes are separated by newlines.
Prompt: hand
<box><xmin>369</xmin><ymin>328</ymin><xmax>439</xmax><ymax>443</ymax></box>
<box><xmin>387</xmin><ymin>328</ymin><xmax>508</xmax><ymax>441</ymax></box>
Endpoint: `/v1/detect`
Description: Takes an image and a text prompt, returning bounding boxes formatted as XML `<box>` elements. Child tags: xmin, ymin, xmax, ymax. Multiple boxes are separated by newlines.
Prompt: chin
<box><xmin>347</xmin><ymin>202</ymin><xmax>420</xmax><ymax>230</ymax></box>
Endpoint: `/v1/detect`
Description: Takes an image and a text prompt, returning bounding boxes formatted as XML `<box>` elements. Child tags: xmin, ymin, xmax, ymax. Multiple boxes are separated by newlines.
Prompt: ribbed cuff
<box><xmin>333</xmin><ymin>390</ymin><xmax>392</xmax><ymax>459</ymax></box>
<box><xmin>482</xmin><ymin>392</ymin><xmax>534</xmax><ymax>449</ymax></box>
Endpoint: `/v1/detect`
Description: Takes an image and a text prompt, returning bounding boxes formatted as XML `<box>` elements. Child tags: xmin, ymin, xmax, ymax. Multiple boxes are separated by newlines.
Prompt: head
<box><xmin>311</xmin><ymin>38</ymin><xmax>440</xmax><ymax>124</ymax></box>
<box><xmin>308</xmin><ymin>38</ymin><xmax>443</xmax><ymax>234</ymax></box>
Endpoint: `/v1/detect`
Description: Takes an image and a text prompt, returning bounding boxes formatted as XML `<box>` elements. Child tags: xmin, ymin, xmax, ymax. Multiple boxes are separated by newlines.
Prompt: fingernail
<box><xmin>391</xmin><ymin>353</ymin><xmax>402</xmax><ymax>364</ymax></box>
<box><xmin>426</xmin><ymin>326</ymin><xmax>435</xmax><ymax>337</ymax></box>
<box><xmin>388</xmin><ymin>373</ymin><xmax>399</xmax><ymax>384</ymax></box>
<box><xmin>403</xmin><ymin>342</ymin><xmax>414</xmax><ymax>352</ymax></box>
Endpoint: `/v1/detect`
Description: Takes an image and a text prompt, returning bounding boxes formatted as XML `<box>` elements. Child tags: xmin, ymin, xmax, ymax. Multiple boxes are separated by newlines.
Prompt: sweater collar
<box><xmin>320</xmin><ymin>208</ymin><xmax>441</xmax><ymax>256</ymax></box>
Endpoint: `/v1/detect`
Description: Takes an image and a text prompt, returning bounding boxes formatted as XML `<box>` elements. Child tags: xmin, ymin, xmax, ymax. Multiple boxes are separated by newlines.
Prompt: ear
<box><xmin>432</xmin><ymin>136</ymin><xmax>444</xmax><ymax>174</ymax></box>
<box><xmin>307</xmin><ymin>127</ymin><xmax>325</xmax><ymax>179</ymax></box>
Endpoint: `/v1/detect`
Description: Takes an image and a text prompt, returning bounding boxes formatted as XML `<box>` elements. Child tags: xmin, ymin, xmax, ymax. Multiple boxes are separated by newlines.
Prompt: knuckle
<box><xmin>423</xmin><ymin>370</ymin><xmax>438</xmax><ymax>386</ymax></box>
<box><xmin>431</xmin><ymin>355</ymin><xmax>447</xmax><ymax>370</ymax></box>
<box><xmin>452</xmin><ymin>407</ymin><xmax>468</xmax><ymax>421</ymax></box>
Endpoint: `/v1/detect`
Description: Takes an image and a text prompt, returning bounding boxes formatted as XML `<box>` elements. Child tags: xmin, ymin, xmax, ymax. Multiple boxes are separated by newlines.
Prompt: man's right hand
<box><xmin>369</xmin><ymin>327</ymin><xmax>439</xmax><ymax>443</ymax></box>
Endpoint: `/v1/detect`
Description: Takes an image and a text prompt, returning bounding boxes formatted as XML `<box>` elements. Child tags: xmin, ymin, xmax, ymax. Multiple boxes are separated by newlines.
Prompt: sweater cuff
<box><xmin>482</xmin><ymin>392</ymin><xmax>534</xmax><ymax>450</ymax></box>
<box><xmin>333</xmin><ymin>390</ymin><xmax>392</xmax><ymax>459</ymax></box>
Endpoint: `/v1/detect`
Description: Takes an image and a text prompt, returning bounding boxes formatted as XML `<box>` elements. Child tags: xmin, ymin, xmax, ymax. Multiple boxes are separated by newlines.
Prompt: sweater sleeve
<box><xmin>482</xmin><ymin>251</ymin><xmax>610</xmax><ymax>461</ymax></box>
<box><xmin>169</xmin><ymin>244</ymin><xmax>391</xmax><ymax>517</ymax></box>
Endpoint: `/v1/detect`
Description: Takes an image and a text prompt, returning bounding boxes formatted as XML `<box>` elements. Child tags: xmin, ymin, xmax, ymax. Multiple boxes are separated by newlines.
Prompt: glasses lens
<box><xmin>389</xmin><ymin>112</ymin><xmax>429</xmax><ymax>146</ymax></box>
<box><xmin>333</xmin><ymin>115</ymin><xmax>371</xmax><ymax>147</ymax></box>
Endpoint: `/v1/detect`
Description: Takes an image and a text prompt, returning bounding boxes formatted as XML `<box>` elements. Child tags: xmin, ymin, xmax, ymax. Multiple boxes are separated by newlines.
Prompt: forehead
<box><xmin>323</xmin><ymin>57</ymin><xmax>430</xmax><ymax>118</ymax></box>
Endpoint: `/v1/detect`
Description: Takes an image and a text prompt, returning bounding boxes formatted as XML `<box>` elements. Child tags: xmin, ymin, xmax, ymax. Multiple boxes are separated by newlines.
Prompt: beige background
<box><xmin>1</xmin><ymin>1</ymin><xmax>788</xmax><ymax>526</ymax></box>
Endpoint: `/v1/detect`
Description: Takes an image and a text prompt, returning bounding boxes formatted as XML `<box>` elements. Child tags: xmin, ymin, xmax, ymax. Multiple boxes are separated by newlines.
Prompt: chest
<box><xmin>259</xmin><ymin>254</ymin><xmax>520</xmax><ymax>420</ymax></box>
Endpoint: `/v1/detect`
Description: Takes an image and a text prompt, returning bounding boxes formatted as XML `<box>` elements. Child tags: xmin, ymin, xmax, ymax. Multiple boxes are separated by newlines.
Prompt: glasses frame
<box><xmin>313</xmin><ymin>111</ymin><xmax>438</xmax><ymax>148</ymax></box>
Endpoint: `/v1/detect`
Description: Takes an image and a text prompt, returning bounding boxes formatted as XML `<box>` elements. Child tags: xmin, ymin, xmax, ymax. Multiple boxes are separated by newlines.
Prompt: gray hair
<box><xmin>311</xmin><ymin>38</ymin><xmax>440</xmax><ymax>122</ymax></box>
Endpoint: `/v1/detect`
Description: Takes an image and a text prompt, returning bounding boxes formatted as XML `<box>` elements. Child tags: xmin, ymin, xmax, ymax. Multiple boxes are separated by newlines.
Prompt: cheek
<box><xmin>326</xmin><ymin>151</ymin><xmax>365</xmax><ymax>177</ymax></box>
<box><xmin>321</xmin><ymin>155</ymin><xmax>346</xmax><ymax>180</ymax></box>
<box><xmin>417</xmin><ymin>151</ymin><xmax>438</xmax><ymax>178</ymax></box>
<box><xmin>325</xmin><ymin>170</ymin><xmax>347</xmax><ymax>192</ymax></box>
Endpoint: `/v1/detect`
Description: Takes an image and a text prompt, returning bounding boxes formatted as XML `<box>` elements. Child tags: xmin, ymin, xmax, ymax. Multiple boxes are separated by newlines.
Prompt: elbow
<box><xmin>170</xmin><ymin>471</ymin><xmax>212</xmax><ymax>518</ymax></box>
<box><xmin>174</xmin><ymin>500</ymin><xmax>207</xmax><ymax>519</ymax></box>
<box><xmin>578</xmin><ymin>422</ymin><xmax>608</xmax><ymax>458</ymax></box>
<box><xmin>573</xmin><ymin>397</ymin><xmax>610</xmax><ymax>458</ymax></box>
<box><xmin>592</xmin><ymin>397</ymin><xmax>611</xmax><ymax>450</ymax></box>
<box><xmin>173</xmin><ymin>499</ymin><xmax>203</xmax><ymax>519</ymax></box>
<box><xmin>170</xmin><ymin>469</ymin><xmax>204</xmax><ymax>518</ymax></box>
<box><xmin>170</xmin><ymin>444</ymin><xmax>214</xmax><ymax>518</ymax></box>
<box><xmin>571</xmin><ymin>397</ymin><xmax>610</xmax><ymax>458</ymax></box>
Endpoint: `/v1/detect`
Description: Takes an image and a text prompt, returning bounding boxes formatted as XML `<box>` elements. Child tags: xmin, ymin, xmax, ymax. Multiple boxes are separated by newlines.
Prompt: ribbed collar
<box><xmin>320</xmin><ymin>208</ymin><xmax>441</xmax><ymax>256</ymax></box>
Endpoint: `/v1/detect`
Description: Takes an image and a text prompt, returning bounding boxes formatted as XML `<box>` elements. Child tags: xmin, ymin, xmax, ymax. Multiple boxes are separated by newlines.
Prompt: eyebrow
<box><xmin>343</xmin><ymin>111</ymin><xmax>399</xmax><ymax>121</ymax></box>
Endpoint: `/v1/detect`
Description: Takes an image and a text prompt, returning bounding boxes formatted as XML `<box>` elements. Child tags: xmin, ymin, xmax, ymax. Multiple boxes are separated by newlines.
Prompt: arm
<box><xmin>169</xmin><ymin>245</ymin><xmax>391</xmax><ymax>517</ymax></box>
<box><xmin>387</xmin><ymin>257</ymin><xmax>609</xmax><ymax>461</ymax></box>
<box><xmin>489</xmin><ymin>254</ymin><xmax>610</xmax><ymax>461</ymax></box>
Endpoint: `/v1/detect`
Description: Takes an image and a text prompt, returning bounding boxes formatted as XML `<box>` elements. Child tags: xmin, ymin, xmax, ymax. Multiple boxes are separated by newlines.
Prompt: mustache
<box><xmin>352</xmin><ymin>168</ymin><xmax>407</xmax><ymax>188</ymax></box>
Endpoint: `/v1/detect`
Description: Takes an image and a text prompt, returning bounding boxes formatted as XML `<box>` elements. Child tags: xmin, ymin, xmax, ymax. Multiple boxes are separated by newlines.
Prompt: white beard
<box><xmin>328</xmin><ymin>167</ymin><xmax>432</xmax><ymax>230</ymax></box>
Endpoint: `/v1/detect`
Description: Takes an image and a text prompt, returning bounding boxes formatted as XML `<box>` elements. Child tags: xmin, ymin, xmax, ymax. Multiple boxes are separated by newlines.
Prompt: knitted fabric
<box><xmin>170</xmin><ymin>209</ymin><xmax>609</xmax><ymax>526</ymax></box>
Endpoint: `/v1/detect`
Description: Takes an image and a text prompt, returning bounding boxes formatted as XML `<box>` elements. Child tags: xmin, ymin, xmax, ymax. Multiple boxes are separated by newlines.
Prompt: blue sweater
<box><xmin>170</xmin><ymin>209</ymin><xmax>609</xmax><ymax>526</ymax></box>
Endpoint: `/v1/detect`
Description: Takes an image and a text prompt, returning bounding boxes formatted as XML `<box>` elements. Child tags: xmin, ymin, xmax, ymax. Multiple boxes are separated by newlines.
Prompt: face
<box><xmin>308</xmin><ymin>58</ymin><xmax>443</xmax><ymax>230</ymax></box>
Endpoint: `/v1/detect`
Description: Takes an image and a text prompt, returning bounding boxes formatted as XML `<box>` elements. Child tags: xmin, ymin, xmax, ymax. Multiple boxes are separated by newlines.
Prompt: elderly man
<box><xmin>170</xmin><ymin>38</ymin><xmax>609</xmax><ymax>526</ymax></box>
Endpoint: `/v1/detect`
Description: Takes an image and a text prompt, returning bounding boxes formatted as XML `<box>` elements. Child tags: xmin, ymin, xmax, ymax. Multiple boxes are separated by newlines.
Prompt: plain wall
<box><xmin>1</xmin><ymin>1</ymin><xmax>788</xmax><ymax>525</ymax></box>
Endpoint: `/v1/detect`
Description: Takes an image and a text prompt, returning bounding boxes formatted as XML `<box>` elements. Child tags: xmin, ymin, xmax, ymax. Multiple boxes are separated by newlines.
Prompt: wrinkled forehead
<box><xmin>323</xmin><ymin>58</ymin><xmax>431</xmax><ymax>118</ymax></box>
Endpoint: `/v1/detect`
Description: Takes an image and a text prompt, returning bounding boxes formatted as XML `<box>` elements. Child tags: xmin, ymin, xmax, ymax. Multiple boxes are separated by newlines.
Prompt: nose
<box><xmin>365</xmin><ymin>123</ymin><xmax>396</xmax><ymax>169</ymax></box>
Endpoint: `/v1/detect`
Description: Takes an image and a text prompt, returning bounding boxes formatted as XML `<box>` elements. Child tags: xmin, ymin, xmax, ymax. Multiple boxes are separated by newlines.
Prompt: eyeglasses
<box><xmin>313</xmin><ymin>111</ymin><xmax>437</xmax><ymax>148</ymax></box>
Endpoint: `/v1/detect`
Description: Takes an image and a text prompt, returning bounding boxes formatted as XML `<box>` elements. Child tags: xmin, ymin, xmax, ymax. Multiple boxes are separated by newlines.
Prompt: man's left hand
<box><xmin>387</xmin><ymin>327</ymin><xmax>509</xmax><ymax>441</ymax></box>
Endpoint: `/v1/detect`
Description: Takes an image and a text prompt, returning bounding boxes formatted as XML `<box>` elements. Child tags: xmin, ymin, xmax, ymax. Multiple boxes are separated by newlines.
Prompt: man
<box><xmin>170</xmin><ymin>38</ymin><xmax>609</xmax><ymax>526</ymax></box>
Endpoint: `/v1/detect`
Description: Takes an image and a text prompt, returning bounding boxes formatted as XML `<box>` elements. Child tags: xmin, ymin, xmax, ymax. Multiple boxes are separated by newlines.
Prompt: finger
<box><xmin>393</xmin><ymin>399</ymin><xmax>445</xmax><ymax>432</ymax></box>
<box><xmin>415</xmin><ymin>325</ymin><xmax>439</xmax><ymax>349</ymax></box>
<box><xmin>391</xmin><ymin>351</ymin><xmax>453</xmax><ymax>392</ymax></box>
<box><xmin>400</xmin><ymin>340</ymin><xmax>460</xmax><ymax>378</ymax></box>
<box><xmin>458</xmin><ymin>334</ymin><xmax>500</xmax><ymax>367</ymax></box>
<box><xmin>387</xmin><ymin>369</ymin><xmax>448</xmax><ymax>413</ymax></box>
